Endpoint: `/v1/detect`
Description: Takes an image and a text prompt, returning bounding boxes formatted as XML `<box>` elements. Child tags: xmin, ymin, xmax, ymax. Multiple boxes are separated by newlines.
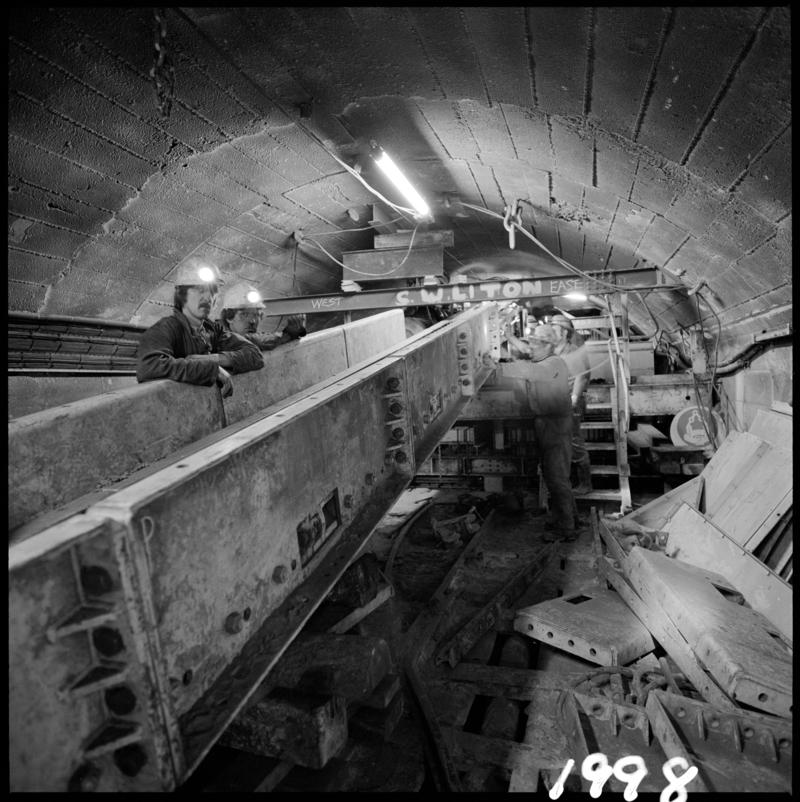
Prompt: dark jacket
<box><xmin>136</xmin><ymin>310</ymin><xmax>264</xmax><ymax>385</ymax></box>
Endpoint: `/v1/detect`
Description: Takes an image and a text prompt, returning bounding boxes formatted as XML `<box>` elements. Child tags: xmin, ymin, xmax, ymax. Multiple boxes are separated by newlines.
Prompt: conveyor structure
<box><xmin>9</xmin><ymin>304</ymin><xmax>502</xmax><ymax>792</ymax></box>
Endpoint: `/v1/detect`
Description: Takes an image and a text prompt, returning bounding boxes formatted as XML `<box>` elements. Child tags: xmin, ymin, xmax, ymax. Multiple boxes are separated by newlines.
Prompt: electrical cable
<box><xmin>307</xmin><ymin>216</ymin><xmax>406</xmax><ymax>237</ymax></box>
<box><xmin>692</xmin><ymin>294</ymin><xmax>719</xmax><ymax>451</ymax></box>
<box><xmin>327</xmin><ymin>150</ymin><xmax>418</xmax><ymax>219</ymax></box>
<box><xmin>303</xmin><ymin>223</ymin><xmax>420</xmax><ymax>277</ymax></box>
<box><xmin>459</xmin><ymin>200</ymin><xmax>653</xmax><ymax>292</ymax></box>
<box><xmin>633</xmin><ymin>290</ymin><xmax>662</xmax><ymax>340</ymax></box>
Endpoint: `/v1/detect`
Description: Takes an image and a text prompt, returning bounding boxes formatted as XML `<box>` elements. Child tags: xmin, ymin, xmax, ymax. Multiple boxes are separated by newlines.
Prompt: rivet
<box><xmin>92</xmin><ymin>627</ymin><xmax>125</xmax><ymax>657</ymax></box>
<box><xmin>243</xmin><ymin>606</ymin><xmax>252</xmax><ymax>621</ymax></box>
<box><xmin>105</xmin><ymin>685</ymin><xmax>137</xmax><ymax>716</ymax></box>
<box><xmin>391</xmin><ymin>427</ymin><xmax>405</xmax><ymax>441</ymax></box>
<box><xmin>225</xmin><ymin>612</ymin><xmax>244</xmax><ymax>634</ymax></box>
<box><xmin>394</xmin><ymin>451</ymin><xmax>408</xmax><ymax>464</ymax></box>
<box><xmin>113</xmin><ymin>744</ymin><xmax>148</xmax><ymax>777</ymax></box>
<box><xmin>364</xmin><ymin>472</ymin><xmax>375</xmax><ymax>485</ymax></box>
<box><xmin>343</xmin><ymin>494</ymin><xmax>353</xmax><ymax>508</ymax></box>
<box><xmin>386</xmin><ymin>377</ymin><xmax>401</xmax><ymax>392</ymax></box>
<box><xmin>80</xmin><ymin>565</ymin><xmax>114</xmax><ymax>596</ymax></box>
<box><xmin>273</xmin><ymin>565</ymin><xmax>289</xmax><ymax>583</ymax></box>
<box><xmin>68</xmin><ymin>763</ymin><xmax>101</xmax><ymax>792</ymax></box>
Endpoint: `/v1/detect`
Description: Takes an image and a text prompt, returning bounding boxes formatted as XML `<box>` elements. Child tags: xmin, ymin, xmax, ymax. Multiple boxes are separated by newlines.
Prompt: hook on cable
<box><xmin>502</xmin><ymin>201</ymin><xmax>523</xmax><ymax>250</ymax></box>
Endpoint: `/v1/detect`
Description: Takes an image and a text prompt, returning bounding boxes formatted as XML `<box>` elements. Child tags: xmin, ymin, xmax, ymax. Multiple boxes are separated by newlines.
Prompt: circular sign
<box><xmin>670</xmin><ymin>405</ymin><xmax>725</xmax><ymax>448</ymax></box>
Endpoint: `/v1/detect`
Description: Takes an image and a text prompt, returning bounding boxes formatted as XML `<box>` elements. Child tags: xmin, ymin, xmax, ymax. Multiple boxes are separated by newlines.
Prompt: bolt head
<box><xmin>225</xmin><ymin>612</ymin><xmax>244</xmax><ymax>634</ymax></box>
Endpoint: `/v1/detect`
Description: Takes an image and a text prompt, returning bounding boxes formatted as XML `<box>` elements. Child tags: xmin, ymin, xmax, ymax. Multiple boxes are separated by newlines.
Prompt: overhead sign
<box><xmin>261</xmin><ymin>269</ymin><xmax>662</xmax><ymax>315</ymax></box>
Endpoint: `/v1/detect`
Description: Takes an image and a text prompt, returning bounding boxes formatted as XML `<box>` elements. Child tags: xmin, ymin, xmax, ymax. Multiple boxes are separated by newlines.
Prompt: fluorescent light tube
<box><xmin>373</xmin><ymin>150</ymin><xmax>431</xmax><ymax>219</ymax></box>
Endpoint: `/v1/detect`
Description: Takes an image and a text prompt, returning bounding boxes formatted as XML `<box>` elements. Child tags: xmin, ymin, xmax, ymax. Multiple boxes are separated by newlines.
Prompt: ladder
<box><xmin>573</xmin><ymin>315</ymin><xmax>633</xmax><ymax>514</ymax></box>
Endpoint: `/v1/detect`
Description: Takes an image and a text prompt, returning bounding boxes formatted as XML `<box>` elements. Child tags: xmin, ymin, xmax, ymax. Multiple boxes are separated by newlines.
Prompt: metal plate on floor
<box><xmin>513</xmin><ymin>589</ymin><xmax>655</xmax><ymax>665</ymax></box>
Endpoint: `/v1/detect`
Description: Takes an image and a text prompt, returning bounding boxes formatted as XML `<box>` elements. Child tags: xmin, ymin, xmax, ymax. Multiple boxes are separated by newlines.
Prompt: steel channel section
<box><xmin>259</xmin><ymin>270</ymin><xmax>662</xmax><ymax>315</ymax></box>
<box><xmin>513</xmin><ymin>589</ymin><xmax>655</xmax><ymax>666</ymax></box>
<box><xmin>646</xmin><ymin>690</ymin><xmax>792</xmax><ymax>792</ymax></box>
<box><xmin>9</xmin><ymin>305</ymin><xmax>499</xmax><ymax>791</ymax></box>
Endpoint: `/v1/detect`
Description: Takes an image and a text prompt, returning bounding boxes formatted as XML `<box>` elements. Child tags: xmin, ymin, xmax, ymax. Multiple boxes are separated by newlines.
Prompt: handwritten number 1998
<box><xmin>548</xmin><ymin>754</ymin><xmax>699</xmax><ymax>802</ymax></box>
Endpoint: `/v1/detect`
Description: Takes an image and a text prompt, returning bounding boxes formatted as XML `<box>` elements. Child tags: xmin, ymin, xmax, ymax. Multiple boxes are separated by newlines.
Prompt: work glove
<box><xmin>216</xmin><ymin>366</ymin><xmax>234</xmax><ymax>398</ymax></box>
<box><xmin>283</xmin><ymin>315</ymin><xmax>307</xmax><ymax>340</ymax></box>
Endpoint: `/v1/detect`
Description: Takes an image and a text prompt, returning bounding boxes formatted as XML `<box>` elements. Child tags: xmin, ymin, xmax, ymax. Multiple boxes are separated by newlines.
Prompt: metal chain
<box><xmin>149</xmin><ymin>8</ymin><xmax>175</xmax><ymax>118</ymax></box>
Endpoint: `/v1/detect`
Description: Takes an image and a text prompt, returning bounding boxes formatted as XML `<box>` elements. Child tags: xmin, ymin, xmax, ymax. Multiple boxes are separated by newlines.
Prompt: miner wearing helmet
<box><xmin>218</xmin><ymin>281</ymin><xmax>307</xmax><ymax>350</ymax></box>
<box><xmin>136</xmin><ymin>257</ymin><xmax>263</xmax><ymax>397</ymax></box>
<box><xmin>523</xmin><ymin>324</ymin><xmax>577</xmax><ymax>542</ymax></box>
<box><xmin>550</xmin><ymin>313</ymin><xmax>593</xmax><ymax>495</ymax></box>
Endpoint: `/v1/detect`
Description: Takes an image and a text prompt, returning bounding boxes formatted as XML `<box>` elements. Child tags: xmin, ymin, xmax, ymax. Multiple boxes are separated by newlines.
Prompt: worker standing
<box><xmin>136</xmin><ymin>258</ymin><xmax>263</xmax><ymax>397</ymax></box>
<box><xmin>551</xmin><ymin>314</ymin><xmax>593</xmax><ymax>495</ymax></box>
<box><xmin>219</xmin><ymin>280</ymin><xmax>307</xmax><ymax>349</ymax></box>
<box><xmin>522</xmin><ymin>324</ymin><xmax>576</xmax><ymax>542</ymax></box>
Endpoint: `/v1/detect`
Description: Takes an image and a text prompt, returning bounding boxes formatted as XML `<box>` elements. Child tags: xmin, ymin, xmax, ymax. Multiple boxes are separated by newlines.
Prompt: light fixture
<box><xmin>371</xmin><ymin>145</ymin><xmax>431</xmax><ymax>220</ymax></box>
<box><xmin>563</xmin><ymin>292</ymin><xmax>588</xmax><ymax>302</ymax></box>
<box><xmin>197</xmin><ymin>266</ymin><xmax>217</xmax><ymax>283</ymax></box>
<box><xmin>246</xmin><ymin>290</ymin><xmax>261</xmax><ymax>304</ymax></box>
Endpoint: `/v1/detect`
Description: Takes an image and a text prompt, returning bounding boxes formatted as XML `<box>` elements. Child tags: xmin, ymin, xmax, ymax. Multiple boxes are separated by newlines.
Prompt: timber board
<box><xmin>665</xmin><ymin>503</ymin><xmax>792</xmax><ymax>643</ymax></box>
<box><xmin>626</xmin><ymin>548</ymin><xmax>792</xmax><ymax>718</ymax></box>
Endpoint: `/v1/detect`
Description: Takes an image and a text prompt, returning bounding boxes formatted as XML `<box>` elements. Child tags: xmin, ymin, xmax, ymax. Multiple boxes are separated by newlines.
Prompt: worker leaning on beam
<box><xmin>218</xmin><ymin>281</ymin><xmax>307</xmax><ymax>350</ymax></box>
<box><xmin>550</xmin><ymin>314</ymin><xmax>593</xmax><ymax>496</ymax></box>
<box><xmin>521</xmin><ymin>323</ymin><xmax>577</xmax><ymax>542</ymax></box>
<box><xmin>136</xmin><ymin>257</ymin><xmax>264</xmax><ymax>397</ymax></box>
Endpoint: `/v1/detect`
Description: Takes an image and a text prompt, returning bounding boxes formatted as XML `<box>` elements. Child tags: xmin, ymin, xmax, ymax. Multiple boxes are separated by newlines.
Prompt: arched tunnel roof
<box><xmin>7</xmin><ymin>7</ymin><xmax>791</xmax><ymax>363</ymax></box>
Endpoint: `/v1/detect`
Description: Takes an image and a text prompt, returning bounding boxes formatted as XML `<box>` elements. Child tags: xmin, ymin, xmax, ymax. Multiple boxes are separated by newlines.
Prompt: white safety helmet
<box><xmin>528</xmin><ymin>323</ymin><xmax>559</xmax><ymax>346</ymax></box>
<box><xmin>221</xmin><ymin>281</ymin><xmax>263</xmax><ymax>311</ymax></box>
<box><xmin>173</xmin><ymin>257</ymin><xmax>223</xmax><ymax>287</ymax></box>
<box><xmin>550</xmin><ymin>313</ymin><xmax>575</xmax><ymax>333</ymax></box>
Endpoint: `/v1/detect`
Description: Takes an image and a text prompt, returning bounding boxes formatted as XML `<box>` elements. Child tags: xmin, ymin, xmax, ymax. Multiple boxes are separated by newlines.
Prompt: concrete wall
<box><xmin>9</xmin><ymin>310</ymin><xmax>406</xmax><ymax>532</ymax></box>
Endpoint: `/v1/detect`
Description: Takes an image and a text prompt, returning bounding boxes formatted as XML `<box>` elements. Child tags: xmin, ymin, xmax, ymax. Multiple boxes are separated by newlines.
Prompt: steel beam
<box><xmin>260</xmin><ymin>269</ymin><xmax>662</xmax><ymax>315</ymax></box>
<box><xmin>9</xmin><ymin>304</ymin><xmax>501</xmax><ymax>792</ymax></box>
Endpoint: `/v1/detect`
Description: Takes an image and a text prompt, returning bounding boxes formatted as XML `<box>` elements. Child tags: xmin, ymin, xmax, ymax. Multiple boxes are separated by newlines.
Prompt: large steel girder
<box><xmin>9</xmin><ymin>304</ymin><xmax>501</xmax><ymax>792</ymax></box>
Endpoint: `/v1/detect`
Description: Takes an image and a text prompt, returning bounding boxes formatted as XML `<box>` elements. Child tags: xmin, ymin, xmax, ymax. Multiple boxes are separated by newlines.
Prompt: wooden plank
<box><xmin>221</xmin><ymin>690</ymin><xmax>347</xmax><ymax>769</ymax></box>
<box><xmin>626</xmin><ymin>547</ymin><xmax>792</xmax><ymax>718</ymax></box>
<box><xmin>341</xmin><ymin>244</ymin><xmax>444</xmax><ymax>281</ymax></box>
<box><xmin>597</xmin><ymin>558</ymin><xmax>736</xmax><ymax>710</ymax></box>
<box><xmin>747</xmin><ymin>407</ymin><xmax>793</xmax><ymax>449</ymax></box>
<box><xmin>404</xmin><ymin>666</ymin><xmax>463</xmax><ymax>791</ymax></box>
<box><xmin>664</xmin><ymin>503</ymin><xmax>792</xmax><ymax>643</ymax></box>
<box><xmin>326</xmin><ymin>584</ymin><xmax>394</xmax><ymax>634</ymax></box>
<box><xmin>374</xmin><ymin>230</ymin><xmax>454</xmax><ymax>249</ymax></box>
<box><xmin>623</xmin><ymin>475</ymin><xmax>702</xmax><ymax>530</ymax></box>
<box><xmin>448</xmin><ymin>663</ymin><xmax>594</xmax><ymax>700</ymax></box>
<box><xmin>707</xmin><ymin>439</ymin><xmax>791</xmax><ymax>548</ymax></box>
<box><xmin>253</xmin><ymin>760</ymin><xmax>295</xmax><ymax>792</ymax></box>
<box><xmin>742</xmin><ymin>489</ymin><xmax>792</xmax><ymax>553</ymax></box>
<box><xmin>752</xmin><ymin>506</ymin><xmax>792</xmax><ymax>565</ymax></box>
<box><xmin>771</xmin><ymin>532</ymin><xmax>793</xmax><ymax>578</ymax></box>
<box><xmin>444</xmin><ymin>727</ymin><xmax>554</xmax><ymax>772</ymax></box>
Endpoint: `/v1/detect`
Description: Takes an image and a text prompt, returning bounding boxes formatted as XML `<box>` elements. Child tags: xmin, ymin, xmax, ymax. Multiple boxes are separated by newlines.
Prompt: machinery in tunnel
<box><xmin>8</xmin><ymin>5</ymin><xmax>792</xmax><ymax>794</ymax></box>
